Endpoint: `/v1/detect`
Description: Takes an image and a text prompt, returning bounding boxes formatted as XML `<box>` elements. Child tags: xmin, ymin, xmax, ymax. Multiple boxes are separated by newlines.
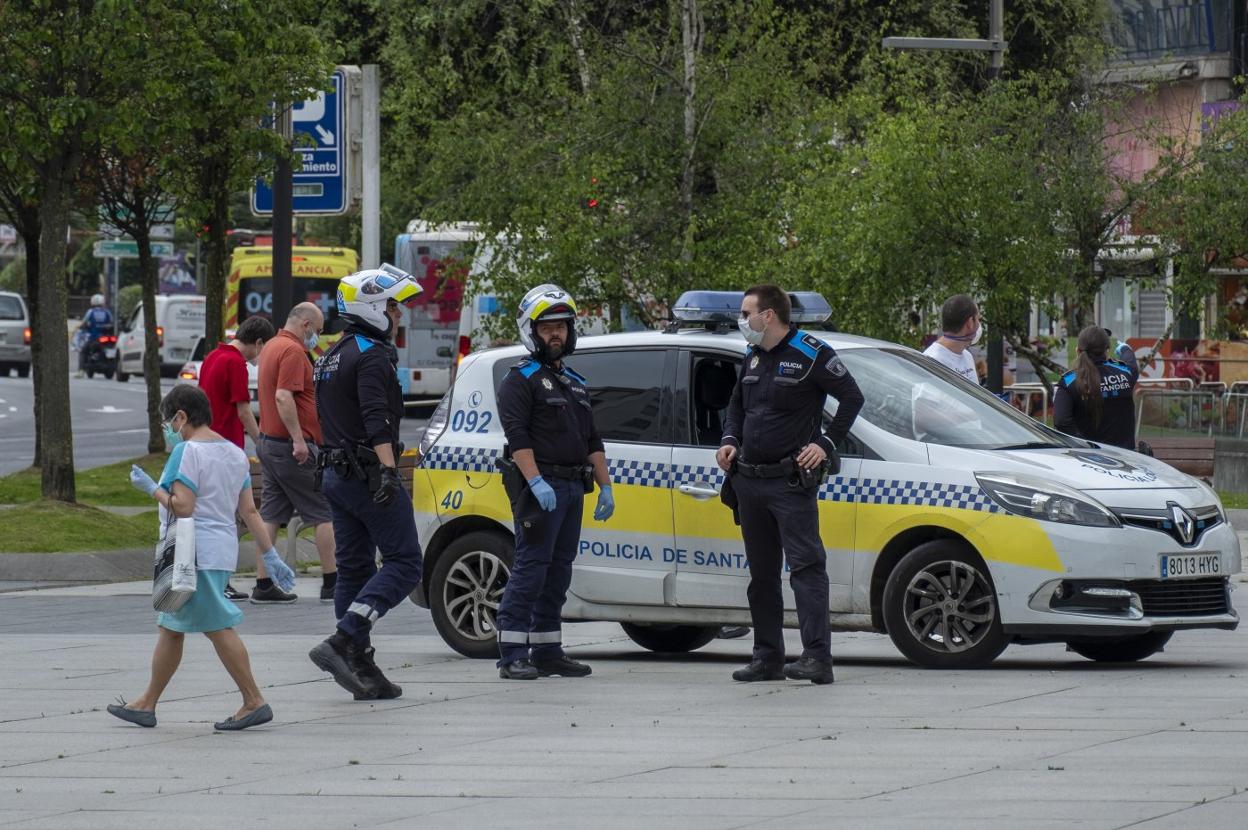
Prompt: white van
<box><xmin>116</xmin><ymin>294</ymin><xmax>206</xmax><ymax>381</ymax></box>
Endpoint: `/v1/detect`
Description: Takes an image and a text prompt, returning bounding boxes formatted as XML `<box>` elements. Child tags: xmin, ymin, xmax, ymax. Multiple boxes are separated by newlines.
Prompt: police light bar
<box><xmin>671</xmin><ymin>290</ymin><xmax>832</xmax><ymax>324</ymax></box>
<box><xmin>788</xmin><ymin>292</ymin><xmax>832</xmax><ymax>324</ymax></box>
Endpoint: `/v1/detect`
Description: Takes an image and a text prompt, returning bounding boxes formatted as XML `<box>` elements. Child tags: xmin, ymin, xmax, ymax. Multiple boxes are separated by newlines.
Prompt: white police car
<box><xmin>409</xmin><ymin>291</ymin><xmax>1240</xmax><ymax>668</ymax></box>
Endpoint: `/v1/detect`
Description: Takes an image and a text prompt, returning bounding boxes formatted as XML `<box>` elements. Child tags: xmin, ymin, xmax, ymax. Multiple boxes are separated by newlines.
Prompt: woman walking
<box><xmin>1054</xmin><ymin>326</ymin><xmax>1139</xmax><ymax>450</ymax></box>
<box><xmin>108</xmin><ymin>384</ymin><xmax>295</xmax><ymax>731</ymax></box>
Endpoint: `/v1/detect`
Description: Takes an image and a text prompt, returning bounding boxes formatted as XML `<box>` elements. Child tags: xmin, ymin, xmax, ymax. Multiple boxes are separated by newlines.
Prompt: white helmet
<box><xmin>335</xmin><ymin>264</ymin><xmax>422</xmax><ymax>336</ymax></box>
<box><xmin>516</xmin><ymin>284</ymin><xmax>578</xmax><ymax>359</ymax></box>
<box><xmin>91</xmin><ymin>294</ymin><xmax>105</xmax><ymax>307</ymax></box>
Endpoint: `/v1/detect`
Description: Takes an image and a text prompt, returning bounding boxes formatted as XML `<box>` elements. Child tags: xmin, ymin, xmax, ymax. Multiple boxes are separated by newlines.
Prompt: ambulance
<box><xmin>408</xmin><ymin>290</ymin><xmax>1240</xmax><ymax>668</ymax></box>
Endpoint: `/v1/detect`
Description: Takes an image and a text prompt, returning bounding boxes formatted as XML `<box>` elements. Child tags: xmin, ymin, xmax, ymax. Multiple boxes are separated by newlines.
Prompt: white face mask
<box><xmin>738</xmin><ymin>314</ymin><xmax>766</xmax><ymax>346</ymax></box>
<box><xmin>304</xmin><ymin>328</ymin><xmax>319</xmax><ymax>350</ymax></box>
<box><xmin>970</xmin><ymin>323</ymin><xmax>983</xmax><ymax>346</ymax></box>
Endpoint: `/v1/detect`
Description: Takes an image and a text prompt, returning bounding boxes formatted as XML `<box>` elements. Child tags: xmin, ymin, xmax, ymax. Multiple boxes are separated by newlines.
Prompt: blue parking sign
<box><xmin>252</xmin><ymin>68</ymin><xmax>349</xmax><ymax>216</ymax></box>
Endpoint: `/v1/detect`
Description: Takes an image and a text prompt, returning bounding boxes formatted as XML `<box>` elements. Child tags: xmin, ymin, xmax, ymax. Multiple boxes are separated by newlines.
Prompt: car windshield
<box><xmin>837</xmin><ymin>347</ymin><xmax>1073</xmax><ymax>450</ymax></box>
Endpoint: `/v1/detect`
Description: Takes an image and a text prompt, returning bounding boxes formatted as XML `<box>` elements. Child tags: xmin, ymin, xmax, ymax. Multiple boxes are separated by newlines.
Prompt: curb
<box><xmin>0</xmin><ymin>548</ymin><xmax>264</xmax><ymax>583</ymax></box>
<box><xmin>1229</xmin><ymin>508</ymin><xmax>1248</xmax><ymax>532</ymax></box>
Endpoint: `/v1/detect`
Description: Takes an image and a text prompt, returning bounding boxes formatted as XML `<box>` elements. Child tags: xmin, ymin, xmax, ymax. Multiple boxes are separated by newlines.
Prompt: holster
<box><xmin>496</xmin><ymin>450</ymin><xmax>544</xmax><ymax>527</ymax></box>
<box><xmin>719</xmin><ymin>465</ymin><xmax>741</xmax><ymax>527</ymax></box>
<box><xmin>355</xmin><ymin>444</ymin><xmax>383</xmax><ymax>493</ymax></box>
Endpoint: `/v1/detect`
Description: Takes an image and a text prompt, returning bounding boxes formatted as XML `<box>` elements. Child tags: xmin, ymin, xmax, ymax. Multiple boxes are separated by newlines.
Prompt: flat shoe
<box><xmin>107</xmin><ymin>702</ymin><xmax>156</xmax><ymax>728</ymax></box>
<box><xmin>213</xmin><ymin>703</ymin><xmax>273</xmax><ymax>731</ymax></box>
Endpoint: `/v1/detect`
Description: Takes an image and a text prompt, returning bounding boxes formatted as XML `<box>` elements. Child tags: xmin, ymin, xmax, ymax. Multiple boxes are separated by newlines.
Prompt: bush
<box><xmin>0</xmin><ymin>257</ymin><xmax>25</xmax><ymax>294</ymax></box>
<box><xmin>117</xmin><ymin>284</ymin><xmax>142</xmax><ymax>320</ymax></box>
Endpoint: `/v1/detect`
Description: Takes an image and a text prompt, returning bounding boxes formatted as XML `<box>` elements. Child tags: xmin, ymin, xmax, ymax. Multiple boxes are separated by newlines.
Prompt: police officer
<box><xmin>307</xmin><ymin>265</ymin><xmax>425</xmax><ymax>701</ymax></box>
<box><xmin>1054</xmin><ymin>325</ymin><xmax>1138</xmax><ymax>450</ymax></box>
<box><xmin>77</xmin><ymin>293</ymin><xmax>113</xmax><ymax>376</ymax></box>
<box><xmin>717</xmin><ymin>284</ymin><xmax>864</xmax><ymax>685</ymax></box>
<box><xmin>494</xmin><ymin>284</ymin><xmax>615</xmax><ymax>680</ymax></box>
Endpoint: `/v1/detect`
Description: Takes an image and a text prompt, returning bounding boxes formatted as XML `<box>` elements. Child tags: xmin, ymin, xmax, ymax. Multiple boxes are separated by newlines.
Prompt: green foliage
<box><xmin>0</xmin><ymin>502</ymin><xmax>158</xmax><ymax>553</ymax></box>
<box><xmin>0</xmin><ymin>258</ymin><xmax>23</xmax><ymax>294</ymax></box>
<box><xmin>117</xmin><ymin>284</ymin><xmax>142</xmax><ymax>321</ymax></box>
<box><xmin>0</xmin><ymin>453</ymin><xmax>165</xmax><ymax>507</ymax></box>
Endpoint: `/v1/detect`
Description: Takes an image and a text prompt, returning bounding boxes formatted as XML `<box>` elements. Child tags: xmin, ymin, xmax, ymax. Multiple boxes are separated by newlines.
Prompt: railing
<box><xmin>1106</xmin><ymin>0</ymin><xmax>1231</xmax><ymax>61</ymax></box>
<box><xmin>1004</xmin><ymin>383</ymin><xmax>1050</xmax><ymax>424</ymax></box>
<box><xmin>1136</xmin><ymin>387</ymin><xmax>1248</xmax><ymax>439</ymax></box>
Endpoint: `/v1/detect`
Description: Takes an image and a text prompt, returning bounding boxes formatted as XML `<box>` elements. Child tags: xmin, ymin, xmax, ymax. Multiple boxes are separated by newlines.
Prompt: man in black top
<box><xmin>307</xmin><ymin>265</ymin><xmax>425</xmax><ymax>701</ymax></box>
<box><xmin>494</xmin><ymin>284</ymin><xmax>615</xmax><ymax>680</ymax></box>
<box><xmin>717</xmin><ymin>284</ymin><xmax>864</xmax><ymax>685</ymax></box>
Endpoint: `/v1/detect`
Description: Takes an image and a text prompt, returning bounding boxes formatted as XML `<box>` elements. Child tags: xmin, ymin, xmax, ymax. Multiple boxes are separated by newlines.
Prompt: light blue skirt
<box><xmin>156</xmin><ymin>570</ymin><xmax>244</xmax><ymax>633</ymax></box>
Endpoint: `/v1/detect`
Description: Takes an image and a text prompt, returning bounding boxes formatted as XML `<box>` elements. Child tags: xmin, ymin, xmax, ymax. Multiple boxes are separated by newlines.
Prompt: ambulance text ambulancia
<box><xmin>408</xmin><ymin>290</ymin><xmax>1240</xmax><ymax>668</ymax></box>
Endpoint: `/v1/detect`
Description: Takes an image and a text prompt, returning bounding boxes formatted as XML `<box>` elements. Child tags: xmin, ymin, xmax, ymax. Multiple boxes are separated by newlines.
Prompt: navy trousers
<box><xmin>732</xmin><ymin>474</ymin><xmax>831</xmax><ymax>665</ymax></box>
<box><xmin>495</xmin><ymin>477</ymin><xmax>584</xmax><ymax>666</ymax></box>
<box><xmin>321</xmin><ymin>468</ymin><xmax>424</xmax><ymax>644</ymax></box>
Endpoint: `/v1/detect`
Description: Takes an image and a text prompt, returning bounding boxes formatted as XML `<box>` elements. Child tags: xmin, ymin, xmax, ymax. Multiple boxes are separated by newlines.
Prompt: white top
<box><xmin>158</xmin><ymin>439</ymin><xmax>251</xmax><ymax>571</ymax></box>
<box><xmin>923</xmin><ymin>341</ymin><xmax>979</xmax><ymax>385</ymax></box>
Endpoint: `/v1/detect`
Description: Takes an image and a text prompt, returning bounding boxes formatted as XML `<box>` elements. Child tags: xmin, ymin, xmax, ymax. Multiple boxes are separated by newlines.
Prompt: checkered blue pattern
<box><xmin>845</xmin><ymin>478</ymin><xmax>1000</xmax><ymax>513</ymax></box>
<box><xmin>609</xmin><ymin>459</ymin><xmax>676</xmax><ymax>488</ymax></box>
<box><xmin>420</xmin><ymin>446</ymin><xmax>500</xmax><ymax>473</ymax></box>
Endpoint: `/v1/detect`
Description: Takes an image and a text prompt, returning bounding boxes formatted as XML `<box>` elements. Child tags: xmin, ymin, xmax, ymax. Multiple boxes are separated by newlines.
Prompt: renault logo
<box><xmin>1171</xmin><ymin>504</ymin><xmax>1196</xmax><ymax>545</ymax></box>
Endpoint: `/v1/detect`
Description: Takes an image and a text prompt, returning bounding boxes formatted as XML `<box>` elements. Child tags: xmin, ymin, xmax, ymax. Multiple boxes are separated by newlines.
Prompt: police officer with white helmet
<box><xmin>494</xmin><ymin>284</ymin><xmax>615</xmax><ymax>680</ymax></box>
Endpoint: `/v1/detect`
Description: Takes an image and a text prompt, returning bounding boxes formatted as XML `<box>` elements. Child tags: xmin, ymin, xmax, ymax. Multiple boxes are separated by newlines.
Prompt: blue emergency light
<box><xmin>671</xmin><ymin>290</ymin><xmax>833</xmax><ymax>326</ymax></box>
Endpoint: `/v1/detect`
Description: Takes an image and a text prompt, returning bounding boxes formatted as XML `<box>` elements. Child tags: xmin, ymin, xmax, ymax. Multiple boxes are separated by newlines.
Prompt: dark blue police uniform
<box><xmin>1053</xmin><ymin>355</ymin><xmax>1138</xmax><ymax>450</ymax></box>
<box><xmin>722</xmin><ymin>327</ymin><xmax>864</xmax><ymax>674</ymax></box>
<box><xmin>495</xmin><ymin>357</ymin><xmax>603</xmax><ymax>667</ymax></box>
<box><xmin>313</xmin><ymin>329</ymin><xmax>423</xmax><ymax>644</ymax></box>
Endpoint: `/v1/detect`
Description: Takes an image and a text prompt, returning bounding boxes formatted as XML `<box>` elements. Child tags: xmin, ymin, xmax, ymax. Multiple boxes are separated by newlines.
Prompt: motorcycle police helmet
<box><xmin>335</xmin><ymin>264</ymin><xmax>423</xmax><ymax>337</ymax></box>
<box><xmin>90</xmin><ymin>293</ymin><xmax>105</xmax><ymax>306</ymax></box>
<box><xmin>516</xmin><ymin>284</ymin><xmax>578</xmax><ymax>359</ymax></box>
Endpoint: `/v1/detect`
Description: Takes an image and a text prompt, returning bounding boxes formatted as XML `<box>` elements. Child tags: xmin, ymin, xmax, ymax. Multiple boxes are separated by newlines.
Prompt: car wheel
<box><xmin>103</xmin><ymin>368</ymin><xmax>114</xmax><ymax>380</ymax></box>
<box><xmin>621</xmin><ymin>623</ymin><xmax>719</xmax><ymax>653</ymax></box>
<box><xmin>882</xmin><ymin>540</ymin><xmax>1007</xmax><ymax>668</ymax></box>
<box><xmin>429</xmin><ymin>530</ymin><xmax>512</xmax><ymax>659</ymax></box>
<box><xmin>1066</xmin><ymin>631</ymin><xmax>1173</xmax><ymax>663</ymax></box>
<box><xmin>85</xmin><ymin>368</ymin><xmax>94</xmax><ymax>379</ymax></box>
<box><xmin>116</xmin><ymin>370</ymin><xmax>129</xmax><ymax>382</ymax></box>
<box><xmin>16</xmin><ymin>364</ymin><xmax>29</xmax><ymax>378</ymax></box>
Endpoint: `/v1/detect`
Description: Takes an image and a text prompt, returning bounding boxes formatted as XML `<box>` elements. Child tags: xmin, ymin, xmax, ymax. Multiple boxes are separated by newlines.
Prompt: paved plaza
<box><xmin>1</xmin><ymin>577</ymin><xmax>1247</xmax><ymax>829</ymax></box>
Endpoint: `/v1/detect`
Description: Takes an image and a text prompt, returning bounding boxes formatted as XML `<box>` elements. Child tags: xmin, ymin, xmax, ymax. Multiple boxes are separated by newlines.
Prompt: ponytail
<box><xmin>1074</xmin><ymin>326</ymin><xmax>1110</xmax><ymax>427</ymax></box>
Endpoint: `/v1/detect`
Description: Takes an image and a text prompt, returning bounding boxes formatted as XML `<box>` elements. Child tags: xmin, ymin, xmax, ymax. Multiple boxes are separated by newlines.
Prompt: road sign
<box><xmin>252</xmin><ymin>68</ymin><xmax>351</xmax><ymax>216</ymax></box>
<box><xmin>92</xmin><ymin>240</ymin><xmax>174</xmax><ymax>259</ymax></box>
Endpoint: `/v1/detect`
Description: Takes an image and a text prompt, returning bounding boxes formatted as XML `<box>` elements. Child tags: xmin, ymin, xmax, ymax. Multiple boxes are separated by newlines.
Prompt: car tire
<box><xmin>1066</xmin><ymin>631</ymin><xmax>1173</xmax><ymax>663</ymax></box>
<box><xmin>621</xmin><ymin>623</ymin><xmax>719</xmax><ymax>654</ymax></box>
<box><xmin>116</xmin><ymin>370</ymin><xmax>129</xmax><ymax>382</ymax></box>
<box><xmin>16</xmin><ymin>364</ymin><xmax>29</xmax><ymax>378</ymax></box>
<box><xmin>85</xmin><ymin>368</ymin><xmax>94</xmax><ymax>379</ymax></box>
<box><xmin>429</xmin><ymin>530</ymin><xmax>513</xmax><ymax>659</ymax></box>
<box><xmin>882</xmin><ymin>540</ymin><xmax>1007</xmax><ymax>668</ymax></box>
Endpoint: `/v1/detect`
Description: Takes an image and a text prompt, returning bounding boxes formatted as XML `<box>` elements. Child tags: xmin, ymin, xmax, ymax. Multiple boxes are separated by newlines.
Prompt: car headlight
<box><xmin>1193</xmin><ymin>478</ymin><xmax>1226</xmax><ymax>521</ymax></box>
<box><xmin>418</xmin><ymin>392</ymin><xmax>453</xmax><ymax>458</ymax></box>
<box><xmin>976</xmin><ymin>472</ymin><xmax>1120</xmax><ymax>528</ymax></box>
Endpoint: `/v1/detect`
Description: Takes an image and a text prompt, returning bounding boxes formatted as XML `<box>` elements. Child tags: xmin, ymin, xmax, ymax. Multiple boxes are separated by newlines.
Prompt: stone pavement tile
<box><xmin>881</xmin><ymin>766</ymin><xmax>1239</xmax><ymax>805</ymax></box>
<box><xmin>1124</xmin><ymin>790</ymin><xmax>1248</xmax><ymax>829</ymax></box>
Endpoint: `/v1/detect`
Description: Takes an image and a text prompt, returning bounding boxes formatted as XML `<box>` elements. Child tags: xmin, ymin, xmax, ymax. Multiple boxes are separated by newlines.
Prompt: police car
<box><xmin>409</xmin><ymin>291</ymin><xmax>1240</xmax><ymax>668</ymax></box>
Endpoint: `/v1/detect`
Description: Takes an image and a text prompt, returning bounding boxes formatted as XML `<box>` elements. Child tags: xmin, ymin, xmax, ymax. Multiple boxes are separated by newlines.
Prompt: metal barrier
<box><xmin>1225</xmin><ymin>392</ymin><xmax>1248</xmax><ymax>440</ymax></box>
<box><xmin>1004</xmin><ymin>383</ymin><xmax>1049</xmax><ymax>424</ymax></box>
<box><xmin>1135</xmin><ymin>389</ymin><xmax>1219</xmax><ymax>438</ymax></box>
<box><xmin>1138</xmin><ymin>376</ymin><xmax>1195</xmax><ymax>391</ymax></box>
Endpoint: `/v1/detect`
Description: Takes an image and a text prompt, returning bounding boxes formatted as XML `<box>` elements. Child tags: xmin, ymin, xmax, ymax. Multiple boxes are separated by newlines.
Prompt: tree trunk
<box><xmin>203</xmin><ymin>171</ymin><xmax>230</xmax><ymax>352</ymax></box>
<box><xmin>135</xmin><ymin>227</ymin><xmax>164</xmax><ymax>454</ymax></box>
<box><xmin>678</xmin><ymin>0</ymin><xmax>703</xmax><ymax>268</ymax></box>
<box><xmin>566</xmin><ymin>0</ymin><xmax>592</xmax><ymax>94</ymax></box>
<box><xmin>23</xmin><ymin>238</ymin><xmax>41</xmax><ymax>469</ymax></box>
<box><xmin>35</xmin><ymin>167</ymin><xmax>76</xmax><ymax>502</ymax></box>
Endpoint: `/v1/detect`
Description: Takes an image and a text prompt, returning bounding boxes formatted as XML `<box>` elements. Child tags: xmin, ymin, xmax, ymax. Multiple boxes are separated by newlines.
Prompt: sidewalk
<box><xmin>2</xmin><ymin>578</ymin><xmax>1248</xmax><ymax>829</ymax></box>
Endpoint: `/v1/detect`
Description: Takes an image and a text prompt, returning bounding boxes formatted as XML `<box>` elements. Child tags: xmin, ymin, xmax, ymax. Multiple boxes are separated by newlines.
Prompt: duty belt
<box><xmin>733</xmin><ymin>458</ymin><xmax>793</xmax><ymax>479</ymax></box>
<box><xmin>538</xmin><ymin>462</ymin><xmax>593</xmax><ymax>481</ymax></box>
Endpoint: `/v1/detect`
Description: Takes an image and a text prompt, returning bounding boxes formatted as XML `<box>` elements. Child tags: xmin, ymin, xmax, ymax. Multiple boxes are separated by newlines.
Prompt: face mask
<box><xmin>970</xmin><ymin>323</ymin><xmax>983</xmax><ymax>346</ymax></box>
<box><xmin>305</xmin><ymin>329</ymin><xmax>319</xmax><ymax>350</ymax></box>
<box><xmin>738</xmin><ymin>314</ymin><xmax>766</xmax><ymax>346</ymax></box>
<box><xmin>163</xmin><ymin>418</ymin><xmax>183</xmax><ymax>448</ymax></box>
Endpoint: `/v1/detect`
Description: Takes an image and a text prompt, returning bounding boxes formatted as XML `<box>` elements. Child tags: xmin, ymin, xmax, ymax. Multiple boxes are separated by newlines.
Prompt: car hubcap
<box><xmin>443</xmin><ymin>551</ymin><xmax>508</xmax><ymax>641</ymax></box>
<box><xmin>902</xmin><ymin>560</ymin><xmax>996</xmax><ymax>654</ymax></box>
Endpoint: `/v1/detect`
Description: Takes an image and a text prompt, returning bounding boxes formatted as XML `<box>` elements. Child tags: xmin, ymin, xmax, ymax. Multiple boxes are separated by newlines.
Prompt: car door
<box><xmin>560</xmin><ymin>348</ymin><xmax>678</xmax><ymax>606</ymax></box>
<box><xmin>671</xmin><ymin>349</ymin><xmax>860</xmax><ymax>611</ymax></box>
<box><xmin>118</xmin><ymin>306</ymin><xmax>144</xmax><ymax>372</ymax></box>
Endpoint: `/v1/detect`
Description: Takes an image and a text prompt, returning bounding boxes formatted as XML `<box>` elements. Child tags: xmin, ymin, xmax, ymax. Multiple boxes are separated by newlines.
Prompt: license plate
<box><xmin>1160</xmin><ymin>553</ymin><xmax>1220</xmax><ymax>579</ymax></box>
<box><xmin>105</xmin><ymin>348</ymin><xmax>117</xmax><ymax>359</ymax></box>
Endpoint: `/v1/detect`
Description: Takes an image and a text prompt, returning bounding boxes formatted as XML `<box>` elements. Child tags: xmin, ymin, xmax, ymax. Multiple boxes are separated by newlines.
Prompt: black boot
<box><xmin>731</xmin><ymin>660</ymin><xmax>786</xmax><ymax>682</ymax></box>
<box><xmin>309</xmin><ymin>634</ymin><xmax>377</xmax><ymax>699</ymax></box>
<box><xmin>498</xmin><ymin>658</ymin><xmax>540</xmax><ymax>680</ymax></box>
<box><xmin>531</xmin><ymin>654</ymin><xmax>592</xmax><ymax>677</ymax></box>
<box><xmin>352</xmin><ymin>646</ymin><xmax>402</xmax><ymax>700</ymax></box>
<box><xmin>783</xmin><ymin>656</ymin><xmax>835</xmax><ymax>685</ymax></box>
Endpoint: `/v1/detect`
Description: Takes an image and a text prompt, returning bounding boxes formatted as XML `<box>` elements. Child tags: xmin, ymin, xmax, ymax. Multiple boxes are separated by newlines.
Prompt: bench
<box><xmin>1142</xmin><ymin>437</ymin><xmax>1215</xmax><ymax>482</ymax></box>
<box><xmin>245</xmin><ymin>452</ymin><xmax>419</xmax><ymax>566</ymax></box>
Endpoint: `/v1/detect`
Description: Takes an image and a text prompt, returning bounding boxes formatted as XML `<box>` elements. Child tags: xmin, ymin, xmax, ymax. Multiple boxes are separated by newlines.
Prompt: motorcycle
<box><xmin>81</xmin><ymin>326</ymin><xmax>117</xmax><ymax>380</ymax></box>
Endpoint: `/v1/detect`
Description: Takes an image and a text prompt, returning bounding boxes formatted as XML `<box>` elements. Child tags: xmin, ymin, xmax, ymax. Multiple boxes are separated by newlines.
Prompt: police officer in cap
<box><xmin>495</xmin><ymin>284</ymin><xmax>615</xmax><ymax>680</ymax></box>
<box><xmin>307</xmin><ymin>264</ymin><xmax>425</xmax><ymax>700</ymax></box>
<box><xmin>717</xmin><ymin>284</ymin><xmax>864</xmax><ymax>685</ymax></box>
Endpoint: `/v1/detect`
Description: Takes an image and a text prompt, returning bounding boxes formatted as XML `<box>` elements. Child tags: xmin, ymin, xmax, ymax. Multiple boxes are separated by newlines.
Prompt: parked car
<box><xmin>0</xmin><ymin>290</ymin><xmax>31</xmax><ymax>378</ymax></box>
<box><xmin>116</xmin><ymin>294</ymin><xmax>206</xmax><ymax>381</ymax></box>
<box><xmin>408</xmin><ymin>290</ymin><xmax>1241</xmax><ymax>669</ymax></box>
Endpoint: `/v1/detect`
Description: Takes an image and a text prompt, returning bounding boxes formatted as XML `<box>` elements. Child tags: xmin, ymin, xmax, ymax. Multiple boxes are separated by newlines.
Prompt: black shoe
<box><xmin>732</xmin><ymin>660</ymin><xmax>786</xmax><ymax>682</ymax></box>
<box><xmin>717</xmin><ymin>625</ymin><xmax>751</xmax><ymax>640</ymax></box>
<box><xmin>498</xmin><ymin>659</ymin><xmax>540</xmax><ymax>680</ymax></box>
<box><xmin>309</xmin><ymin>638</ymin><xmax>375</xmax><ymax>698</ymax></box>
<box><xmin>223</xmin><ymin>583</ymin><xmax>249</xmax><ymax>602</ymax></box>
<box><xmin>531</xmin><ymin>654</ymin><xmax>591</xmax><ymax>677</ymax></box>
<box><xmin>250</xmin><ymin>584</ymin><xmax>297</xmax><ymax>604</ymax></box>
<box><xmin>784</xmin><ymin>656</ymin><xmax>835</xmax><ymax>685</ymax></box>
<box><xmin>320</xmin><ymin>584</ymin><xmax>335</xmax><ymax>605</ymax></box>
<box><xmin>352</xmin><ymin>647</ymin><xmax>402</xmax><ymax>700</ymax></box>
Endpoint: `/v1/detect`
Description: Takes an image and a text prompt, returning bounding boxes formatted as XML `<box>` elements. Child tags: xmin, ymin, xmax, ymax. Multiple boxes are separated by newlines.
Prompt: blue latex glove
<box><xmin>129</xmin><ymin>464</ymin><xmax>158</xmax><ymax>497</ymax></box>
<box><xmin>261</xmin><ymin>547</ymin><xmax>297</xmax><ymax>593</ymax></box>
<box><xmin>526</xmin><ymin>475</ymin><xmax>557</xmax><ymax>512</ymax></box>
<box><xmin>594</xmin><ymin>485</ymin><xmax>615</xmax><ymax>521</ymax></box>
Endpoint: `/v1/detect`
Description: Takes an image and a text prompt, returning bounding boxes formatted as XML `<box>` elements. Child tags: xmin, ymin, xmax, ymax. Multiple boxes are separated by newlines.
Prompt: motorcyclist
<box><xmin>77</xmin><ymin>294</ymin><xmax>114</xmax><ymax>377</ymax></box>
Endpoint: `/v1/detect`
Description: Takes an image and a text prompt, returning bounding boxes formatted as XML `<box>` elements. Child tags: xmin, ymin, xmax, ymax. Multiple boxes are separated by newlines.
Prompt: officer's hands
<box><xmin>128</xmin><ymin>464</ymin><xmax>159</xmax><ymax>497</ymax></box>
<box><xmin>373</xmin><ymin>466</ymin><xmax>403</xmax><ymax>506</ymax></box>
<box><xmin>527</xmin><ymin>476</ymin><xmax>557</xmax><ymax>512</ymax></box>
<box><xmin>292</xmin><ymin>439</ymin><xmax>310</xmax><ymax>465</ymax></box>
<box><xmin>715</xmin><ymin>444</ymin><xmax>737</xmax><ymax>472</ymax></box>
<box><xmin>261</xmin><ymin>547</ymin><xmax>297</xmax><ymax>593</ymax></box>
<box><xmin>795</xmin><ymin>442</ymin><xmax>827</xmax><ymax>470</ymax></box>
<box><xmin>593</xmin><ymin>485</ymin><xmax>615</xmax><ymax>522</ymax></box>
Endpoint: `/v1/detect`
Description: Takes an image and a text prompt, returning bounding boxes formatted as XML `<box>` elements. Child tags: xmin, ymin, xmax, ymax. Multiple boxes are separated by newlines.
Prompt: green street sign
<box><xmin>92</xmin><ymin>240</ymin><xmax>174</xmax><ymax>259</ymax></box>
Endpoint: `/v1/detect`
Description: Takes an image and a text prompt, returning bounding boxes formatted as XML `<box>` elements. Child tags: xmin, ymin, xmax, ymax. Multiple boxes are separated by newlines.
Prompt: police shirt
<box><xmin>498</xmin><ymin>358</ymin><xmax>604</xmax><ymax>466</ymax></box>
<box><xmin>722</xmin><ymin>327</ymin><xmax>865</xmax><ymax>464</ymax></box>
<box><xmin>1053</xmin><ymin>359</ymin><xmax>1137</xmax><ymax>450</ymax></box>
<box><xmin>313</xmin><ymin>330</ymin><xmax>404</xmax><ymax>451</ymax></box>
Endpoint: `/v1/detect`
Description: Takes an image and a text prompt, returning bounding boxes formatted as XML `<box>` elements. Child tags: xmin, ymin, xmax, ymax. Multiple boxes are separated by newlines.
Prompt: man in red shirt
<box><xmin>255</xmin><ymin>302</ymin><xmax>338</xmax><ymax>605</ymax></box>
<box><xmin>198</xmin><ymin>315</ymin><xmax>275</xmax><ymax>601</ymax></box>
